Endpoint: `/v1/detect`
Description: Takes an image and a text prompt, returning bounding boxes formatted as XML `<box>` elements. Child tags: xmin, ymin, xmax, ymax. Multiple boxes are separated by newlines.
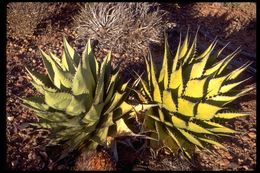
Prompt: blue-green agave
<box><xmin>137</xmin><ymin>30</ymin><xmax>254</xmax><ymax>158</ymax></box>
<box><xmin>21</xmin><ymin>38</ymin><xmax>152</xmax><ymax>161</ymax></box>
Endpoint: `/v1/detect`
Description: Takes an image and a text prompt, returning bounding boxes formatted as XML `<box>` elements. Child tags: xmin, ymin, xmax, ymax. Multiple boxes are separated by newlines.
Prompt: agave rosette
<box><xmin>21</xmin><ymin>38</ymin><xmax>151</xmax><ymax>160</ymax></box>
<box><xmin>138</xmin><ymin>30</ymin><xmax>254</xmax><ymax>158</ymax></box>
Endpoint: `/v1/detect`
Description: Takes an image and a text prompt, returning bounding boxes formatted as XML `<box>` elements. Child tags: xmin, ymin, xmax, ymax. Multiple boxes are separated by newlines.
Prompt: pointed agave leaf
<box><xmin>171</xmin><ymin>38</ymin><xmax>181</xmax><ymax>73</ymax></box>
<box><xmin>203</xmin><ymin>121</ymin><xmax>227</xmax><ymax>127</ymax></box>
<box><xmin>166</xmin><ymin>127</ymin><xmax>181</xmax><ymax>149</ymax></box>
<box><xmin>104</xmin><ymin>80</ymin><xmax>129</xmax><ymax>114</ymax></box>
<box><xmin>52</xmin><ymin>67</ymin><xmax>73</xmax><ymax>89</ymax></box>
<box><xmin>140</xmin><ymin>78</ymin><xmax>152</xmax><ymax>101</ymax></box>
<box><xmin>226</xmin><ymin>62</ymin><xmax>253</xmax><ymax>81</ymax></box>
<box><xmin>104</xmin><ymin>91</ymin><xmax>126</xmax><ymax>115</ymax></box>
<box><xmin>167</xmin><ymin>125</ymin><xmax>194</xmax><ymax>159</ymax></box>
<box><xmin>63</xmin><ymin>37</ymin><xmax>80</xmax><ymax>66</ymax></box>
<box><xmin>61</xmin><ymin>50</ymin><xmax>76</xmax><ymax>73</ymax></box>
<box><xmin>143</xmin><ymin>114</ymin><xmax>156</xmax><ymax>132</ymax></box>
<box><xmin>187</xmin><ymin>122</ymin><xmax>212</xmax><ymax>134</ymax></box>
<box><xmin>115</xmin><ymin>119</ymin><xmax>134</xmax><ymax>137</ymax></box>
<box><xmin>177</xmin><ymin>98</ymin><xmax>196</xmax><ymax>117</ymax></box>
<box><xmin>134</xmin><ymin>72</ymin><xmax>152</xmax><ymax>100</ymax></box>
<box><xmin>82</xmin><ymin>103</ymin><xmax>105</xmax><ymax>124</ymax></box>
<box><xmin>104</xmin><ymin>53</ymin><xmax>112</xmax><ymax>90</ymax></box>
<box><xmin>45</xmin><ymin>91</ymin><xmax>72</xmax><ymax>111</ymax></box>
<box><xmin>189</xmin><ymin>54</ymin><xmax>210</xmax><ymax>79</ymax></box>
<box><xmin>25</xmin><ymin>67</ymin><xmax>54</xmax><ymax>89</ymax></box>
<box><xmin>150</xmin><ymin>56</ymin><xmax>162</xmax><ymax>103</ymax></box>
<box><xmin>147</xmin><ymin>113</ymin><xmax>161</xmax><ymax>122</ymax></box>
<box><xmin>65</xmin><ymin>94</ymin><xmax>88</xmax><ymax>116</ymax></box>
<box><xmin>40</xmin><ymin>49</ymin><xmax>55</xmax><ymax>84</ymax></box>
<box><xmin>35</xmin><ymin>111</ymin><xmax>69</xmax><ymax>122</ymax></box>
<box><xmin>162</xmin><ymin>90</ymin><xmax>177</xmax><ymax>112</ymax></box>
<box><xmin>158</xmin><ymin>38</ymin><xmax>169</xmax><ymax>89</ymax></box>
<box><xmin>196</xmin><ymin>39</ymin><xmax>217</xmax><ymax>60</ymax></box>
<box><xmin>209</xmin><ymin>86</ymin><xmax>254</xmax><ymax>105</ymax></box>
<box><xmin>112</xmin><ymin>101</ymin><xmax>134</xmax><ymax>121</ymax></box>
<box><xmin>72</xmin><ymin>60</ymin><xmax>93</xmax><ymax>95</ymax></box>
<box><xmin>216</xmin><ymin>48</ymin><xmax>241</xmax><ymax>75</ymax></box>
<box><xmin>178</xmin><ymin>129</ymin><xmax>204</xmax><ymax>148</ymax></box>
<box><xmin>171</xmin><ymin>114</ymin><xmax>187</xmax><ymax>129</ymax></box>
<box><xmin>40</xmin><ymin>49</ymin><xmax>73</xmax><ymax>89</ymax></box>
<box><xmin>196</xmin><ymin>102</ymin><xmax>222</xmax><ymax>120</ymax></box>
<box><xmin>207</xmin><ymin>75</ymin><xmax>228</xmax><ymax>98</ymax></box>
<box><xmin>99</xmin><ymin>112</ymin><xmax>114</xmax><ymax>128</ymax></box>
<box><xmin>104</xmin><ymin>78</ymin><xmax>118</xmax><ymax>105</ymax></box>
<box><xmin>155</xmin><ymin>121</ymin><xmax>169</xmax><ymax>141</ymax></box>
<box><xmin>93</xmin><ymin>52</ymin><xmax>110</xmax><ymax>104</ymax></box>
<box><xmin>189</xmin><ymin>40</ymin><xmax>217</xmax><ymax>79</ymax></box>
<box><xmin>49</xmin><ymin>52</ymin><xmax>65</xmax><ymax>71</ymax></box>
<box><xmin>86</xmin><ymin>39</ymin><xmax>99</xmax><ymax>80</ymax></box>
<box><xmin>203</xmin><ymin>121</ymin><xmax>236</xmax><ymax>133</ymax></box>
<box><xmin>198</xmin><ymin>137</ymin><xmax>225</xmax><ymax>149</ymax></box>
<box><xmin>219</xmin><ymin>77</ymin><xmax>252</xmax><ymax>94</ymax></box>
<box><xmin>184</xmin><ymin>77</ymin><xmax>208</xmax><ymax>98</ymax></box>
<box><xmin>21</xmin><ymin>96</ymin><xmax>49</xmax><ymax>111</ymax></box>
<box><xmin>144</xmin><ymin>56</ymin><xmax>151</xmax><ymax>88</ymax></box>
<box><xmin>106</xmin><ymin>71</ymin><xmax>119</xmax><ymax>95</ymax></box>
<box><xmin>169</xmin><ymin>65</ymin><xmax>183</xmax><ymax>94</ymax></box>
<box><xmin>81</xmin><ymin>42</ymin><xmax>96</xmax><ymax>95</ymax></box>
<box><xmin>30</xmin><ymin>80</ymin><xmax>57</xmax><ymax>94</ymax></box>
<box><xmin>208</xmin><ymin>126</ymin><xmax>236</xmax><ymax>133</ymax></box>
<box><xmin>179</xmin><ymin>30</ymin><xmax>189</xmax><ymax>60</ymax></box>
<box><xmin>157</xmin><ymin>108</ymin><xmax>165</xmax><ymax>122</ymax></box>
<box><xmin>205</xmin><ymin>41</ymin><xmax>230</xmax><ymax>68</ymax></box>
<box><xmin>204</xmin><ymin>47</ymin><xmax>238</xmax><ymax>76</ymax></box>
<box><xmin>215</xmin><ymin>112</ymin><xmax>248</xmax><ymax>119</ymax></box>
<box><xmin>183</xmin><ymin>30</ymin><xmax>198</xmax><ymax>65</ymax></box>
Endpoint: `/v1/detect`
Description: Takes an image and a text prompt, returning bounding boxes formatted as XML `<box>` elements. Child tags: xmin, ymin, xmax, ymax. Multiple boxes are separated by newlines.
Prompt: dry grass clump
<box><xmin>73</xmin><ymin>2</ymin><xmax>167</xmax><ymax>57</ymax></box>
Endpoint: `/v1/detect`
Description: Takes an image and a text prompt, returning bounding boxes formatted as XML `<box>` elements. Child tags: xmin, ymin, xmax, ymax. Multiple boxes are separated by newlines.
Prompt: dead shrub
<box><xmin>73</xmin><ymin>2</ymin><xmax>167</xmax><ymax>57</ymax></box>
<box><xmin>7</xmin><ymin>2</ymin><xmax>50</xmax><ymax>38</ymax></box>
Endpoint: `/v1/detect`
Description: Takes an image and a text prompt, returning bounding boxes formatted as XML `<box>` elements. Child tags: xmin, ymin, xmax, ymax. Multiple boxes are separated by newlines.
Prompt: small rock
<box><xmin>219</xmin><ymin>158</ymin><xmax>230</xmax><ymax>167</ymax></box>
<box><xmin>7</xmin><ymin>116</ymin><xmax>14</xmax><ymax>121</ymax></box>
<box><xmin>248</xmin><ymin>132</ymin><xmax>256</xmax><ymax>139</ymax></box>
<box><xmin>242</xmin><ymin>165</ymin><xmax>249</xmax><ymax>170</ymax></box>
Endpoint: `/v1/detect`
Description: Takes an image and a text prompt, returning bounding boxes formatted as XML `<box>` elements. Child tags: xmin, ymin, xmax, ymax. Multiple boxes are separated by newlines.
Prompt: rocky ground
<box><xmin>6</xmin><ymin>2</ymin><xmax>256</xmax><ymax>171</ymax></box>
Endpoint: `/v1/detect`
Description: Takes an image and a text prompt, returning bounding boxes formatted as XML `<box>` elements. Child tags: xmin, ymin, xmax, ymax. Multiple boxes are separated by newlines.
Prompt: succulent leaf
<box><xmin>215</xmin><ymin>112</ymin><xmax>248</xmax><ymax>119</ymax></box>
<box><xmin>158</xmin><ymin>38</ymin><xmax>169</xmax><ymax>89</ymax></box>
<box><xmin>45</xmin><ymin>91</ymin><xmax>72</xmax><ymax>111</ymax></box>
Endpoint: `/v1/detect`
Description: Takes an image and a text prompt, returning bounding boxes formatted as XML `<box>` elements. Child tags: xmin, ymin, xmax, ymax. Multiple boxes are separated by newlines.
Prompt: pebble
<box><xmin>247</xmin><ymin>132</ymin><xmax>256</xmax><ymax>139</ymax></box>
<box><xmin>218</xmin><ymin>158</ymin><xmax>230</xmax><ymax>167</ymax></box>
<box><xmin>242</xmin><ymin>165</ymin><xmax>249</xmax><ymax>170</ymax></box>
<box><xmin>7</xmin><ymin>116</ymin><xmax>14</xmax><ymax>121</ymax></box>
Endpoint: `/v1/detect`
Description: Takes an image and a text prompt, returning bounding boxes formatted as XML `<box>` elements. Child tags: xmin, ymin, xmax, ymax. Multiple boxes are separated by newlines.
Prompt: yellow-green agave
<box><xmin>137</xmin><ymin>30</ymin><xmax>254</xmax><ymax>158</ymax></box>
<box><xmin>21</xmin><ymin>38</ymin><xmax>152</xmax><ymax>161</ymax></box>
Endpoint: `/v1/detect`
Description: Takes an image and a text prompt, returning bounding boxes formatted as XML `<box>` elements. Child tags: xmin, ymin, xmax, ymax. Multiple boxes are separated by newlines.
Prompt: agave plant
<box><xmin>20</xmin><ymin>37</ymin><xmax>152</xmax><ymax>165</ymax></box>
<box><xmin>136</xmin><ymin>29</ymin><xmax>254</xmax><ymax>158</ymax></box>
